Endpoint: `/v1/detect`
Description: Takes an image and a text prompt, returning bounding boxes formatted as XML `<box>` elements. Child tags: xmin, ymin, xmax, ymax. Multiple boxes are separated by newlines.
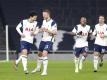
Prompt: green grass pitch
<box><xmin>0</xmin><ymin>60</ymin><xmax>107</xmax><ymax>80</ymax></box>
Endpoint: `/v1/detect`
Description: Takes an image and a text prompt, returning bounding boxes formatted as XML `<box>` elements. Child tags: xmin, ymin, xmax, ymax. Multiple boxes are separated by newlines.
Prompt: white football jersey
<box><xmin>16</xmin><ymin>19</ymin><xmax>38</xmax><ymax>43</ymax></box>
<box><xmin>72</xmin><ymin>24</ymin><xmax>90</xmax><ymax>48</ymax></box>
<box><xmin>41</xmin><ymin>19</ymin><xmax>57</xmax><ymax>42</ymax></box>
<box><xmin>93</xmin><ymin>24</ymin><xmax>107</xmax><ymax>46</ymax></box>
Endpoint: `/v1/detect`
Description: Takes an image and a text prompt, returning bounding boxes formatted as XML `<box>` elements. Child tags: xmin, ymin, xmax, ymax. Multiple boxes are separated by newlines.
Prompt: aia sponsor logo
<box><xmin>25</xmin><ymin>28</ymin><xmax>33</xmax><ymax>31</ymax></box>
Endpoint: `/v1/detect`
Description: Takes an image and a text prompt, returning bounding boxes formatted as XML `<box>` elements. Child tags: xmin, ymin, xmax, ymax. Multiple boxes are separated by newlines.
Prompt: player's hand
<box><xmin>41</xmin><ymin>27</ymin><xmax>48</xmax><ymax>32</ymax></box>
<box><xmin>77</xmin><ymin>31</ymin><xmax>82</xmax><ymax>35</ymax></box>
<box><xmin>31</xmin><ymin>32</ymin><xmax>35</xmax><ymax>36</ymax></box>
<box><xmin>21</xmin><ymin>34</ymin><xmax>25</xmax><ymax>38</ymax></box>
<box><xmin>43</xmin><ymin>28</ymin><xmax>48</xmax><ymax>32</ymax></box>
<box><xmin>39</xmin><ymin>27</ymin><xmax>47</xmax><ymax>32</ymax></box>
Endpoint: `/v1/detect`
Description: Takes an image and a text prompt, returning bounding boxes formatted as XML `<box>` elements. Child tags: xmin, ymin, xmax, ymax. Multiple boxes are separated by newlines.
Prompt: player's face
<box><xmin>31</xmin><ymin>16</ymin><xmax>37</xmax><ymax>21</ymax></box>
<box><xmin>80</xmin><ymin>17</ymin><xmax>87</xmax><ymax>26</ymax></box>
<box><xmin>99</xmin><ymin>16</ymin><xmax>105</xmax><ymax>24</ymax></box>
<box><xmin>43</xmin><ymin>12</ymin><xmax>49</xmax><ymax>20</ymax></box>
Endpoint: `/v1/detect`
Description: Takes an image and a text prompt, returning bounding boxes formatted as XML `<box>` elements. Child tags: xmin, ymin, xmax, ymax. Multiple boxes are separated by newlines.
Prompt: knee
<box><xmin>38</xmin><ymin>51</ymin><xmax>43</xmax><ymax>57</ymax></box>
<box><xmin>82</xmin><ymin>52</ymin><xmax>88</xmax><ymax>57</ymax></box>
<box><xmin>21</xmin><ymin>49</ymin><xmax>28</xmax><ymax>55</ymax></box>
<box><xmin>94</xmin><ymin>51</ymin><xmax>99</xmax><ymax>56</ymax></box>
<box><xmin>42</xmin><ymin>50</ymin><xmax>48</xmax><ymax>57</ymax></box>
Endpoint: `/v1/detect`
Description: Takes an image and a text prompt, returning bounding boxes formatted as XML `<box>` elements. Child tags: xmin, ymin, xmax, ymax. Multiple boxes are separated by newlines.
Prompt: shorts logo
<box><xmin>45</xmin><ymin>45</ymin><xmax>49</xmax><ymax>49</ymax></box>
<box><xmin>101</xmin><ymin>49</ymin><xmax>105</xmax><ymax>53</ymax></box>
<box><xmin>85</xmin><ymin>47</ymin><xmax>88</xmax><ymax>52</ymax></box>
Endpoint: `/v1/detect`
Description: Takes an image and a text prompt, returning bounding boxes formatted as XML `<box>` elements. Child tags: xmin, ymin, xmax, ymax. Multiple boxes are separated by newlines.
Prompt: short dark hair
<box><xmin>43</xmin><ymin>9</ymin><xmax>51</xmax><ymax>15</ymax></box>
<box><xmin>28</xmin><ymin>11</ymin><xmax>37</xmax><ymax>18</ymax></box>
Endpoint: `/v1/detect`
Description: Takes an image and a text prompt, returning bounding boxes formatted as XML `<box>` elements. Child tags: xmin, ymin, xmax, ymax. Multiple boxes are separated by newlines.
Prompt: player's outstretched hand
<box><xmin>66</xmin><ymin>32</ymin><xmax>76</xmax><ymax>36</ymax></box>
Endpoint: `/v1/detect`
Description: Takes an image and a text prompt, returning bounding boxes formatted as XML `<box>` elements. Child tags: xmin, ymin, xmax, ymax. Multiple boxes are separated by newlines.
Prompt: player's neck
<box><xmin>28</xmin><ymin>18</ymin><xmax>34</xmax><ymax>23</ymax></box>
<box><xmin>81</xmin><ymin>24</ymin><xmax>86</xmax><ymax>27</ymax></box>
<box><xmin>46</xmin><ymin>17</ymin><xmax>51</xmax><ymax>22</ymax></box>
<box><xmin>99</xmin><ymin>23</ymin><xmax>104</xmax><ymax>26</ymax></box>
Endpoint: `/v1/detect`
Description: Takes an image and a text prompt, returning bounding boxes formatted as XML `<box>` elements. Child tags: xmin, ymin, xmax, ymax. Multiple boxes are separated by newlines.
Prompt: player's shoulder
<box><xmin>33</xmin><ymin>20</ymin><xmax>38</xmax><ymax>24</ymax></box>
<box><xmin>95</xmin><ymin>24</ymin><xmax>99</xmax><ymax>27</ymax></box>
<box><xmin>86</xmin><ymin>25</ymin><xmax>90</xmax><ymax>27</ymax></box>
<box><xmin>76</xmin><ymin>24</ymin><xmax>80</xmax><ymax>27</ymax></box>
<box><xmin>22</xmin><ymin>19</ymin><xmax>27</xmax><ymax>22</ymax></box>
<box><xmin>20</xmin><ymin>19</ymin><xmax>28</xmax><ymax>24</ymax></box>
<box><xmin>51</xmin><ymin>19</ymin><xmax>57</xmax><ymax>26</ymax></box>
<box><xmin>42</xmin><ymin>20</ymin><xmax>46</xmax><ymax>24</ymax></box>
<box><xmin>75</xmin><ymin>24</ymin><xmax>80</xmax><ymax>30</ymax></box>
<box><xmin>86</xmin><ymin>25</ymin><xmax>90</xmax><ymax>29</ymax></box>
<box><xmin>104</xmin><ymin>24</ymin><xmax>107</xmax><ymax>27</ymax></box>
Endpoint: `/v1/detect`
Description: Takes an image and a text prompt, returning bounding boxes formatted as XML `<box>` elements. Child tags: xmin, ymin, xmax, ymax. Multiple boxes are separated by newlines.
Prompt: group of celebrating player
<box><xmin>15</xmin><ymin>9</ymin><xmax>57</xmax><ymax>76</ymax></box>
<box><xmin>70</xmin><ymin>15</ymin><xmax>107</xmax><ymax>73</ymax></box>
<box><xmin>14</xmin><ymin>8</ymin><xmax>107</xmax><ymax>75</ymax></box>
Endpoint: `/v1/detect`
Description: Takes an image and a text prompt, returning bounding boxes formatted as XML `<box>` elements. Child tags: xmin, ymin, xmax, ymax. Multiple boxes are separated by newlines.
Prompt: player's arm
<box><xmin>104</xmin><ymin>32</ymin><xmax>107</xmax><ymax>37</ymax></box>
<box><xmin>31</xmin><ymin>26</ymin><xmax>39</xmax><ymax>36</ymax></box>
<box><xmin>40</xmin><ymin>21</ymin><xmax>57</xmax><ymax>35</ymax></box>
<box><xmin>46</xmin><ymin>23</ymin><xmax>57</xmax><ymax>35</ymax></box>
<box><xmin>88</xmin><ymin>26</ymin><xmax>93</xmax><ymax>37</ymax></box>
<box><xmin>90</xmin><ymin>27</ymin><xmax>97</xmax><ymax>40</ymax></box>
<box><xmin>87</xmin><ymin>26</ymin><xmax>93</xmax><ymax>41</ymax></box>
<box><xmin>38</xmin><ymin>21</ymin><xmax>46</xmax><ymax>32</ymax></box>
<box><xmin>103</xmin><ymin>27</ymin><xmax>107</xmax><ymax>37</ymax></box>
<box><xmin>47</xmin><ymin>27</ymin><xmax>57</xmax><ymax>35</ymax></box>
<box><xmin>16</xmin><ymin>21</ymin><xmax>25</xmax><ymax>38</ymax></box>
<box><xmin>67</xmin><ymin>27</ymin><xmax>82</xmax><ymax>36</ymax></box>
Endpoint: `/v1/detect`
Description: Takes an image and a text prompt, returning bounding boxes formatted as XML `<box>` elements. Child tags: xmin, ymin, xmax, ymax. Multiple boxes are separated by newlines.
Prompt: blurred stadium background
<box><xmin>0</xmin><ymin>0</ymin><xmax>107</xmax><ymax>61</ymax></box>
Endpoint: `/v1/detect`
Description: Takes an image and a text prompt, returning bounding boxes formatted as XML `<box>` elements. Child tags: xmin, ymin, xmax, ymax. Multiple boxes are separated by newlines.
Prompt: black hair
<box><xmin>28</xmin><ymin>11</ymin><xmax>37</xmax><ymax>18</ymax></box>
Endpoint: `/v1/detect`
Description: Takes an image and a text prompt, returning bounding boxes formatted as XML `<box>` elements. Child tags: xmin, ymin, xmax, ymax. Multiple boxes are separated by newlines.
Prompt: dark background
<box><xmin>0</xmin><ymin>0</ymin><xmax>107</xmax><ymax>51</ymax></box>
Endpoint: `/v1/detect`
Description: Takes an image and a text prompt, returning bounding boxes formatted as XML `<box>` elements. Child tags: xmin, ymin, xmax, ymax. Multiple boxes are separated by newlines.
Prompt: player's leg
<box><xmin>93</xmin><ymin>51</ymin><xmax>99</xmax><ymax>72</ymax></box>
<box><xmin>21</xmin><ymin>49</ymin><xmax>28</xmax><ymax>74</ymax></box>
<box><xmin>41</xmin><ymin>50</ymin><xmax>48</xmax><ymax>75</ymax></box>
<box><xmin>21</xmin><ymin>41</ymin><xmax>31</xmax><ymax>74</ymax></box>
<box><xmin>31</xmin><ymin>41</ymin><xmax>45</xmax><ymax>73</ymax></box>
<box><xmin>74</xmin><ymin>48</ymin><xmax>81</xmax><ymax>73</ymax></box>
<box><xmin>14</xmin><ymin>44</ymin><xmax>22</xmax><ymax>69</ymax></box>
<box><xmin>15</xmin><ymin>47</ymin><xmax>22</xmax><ymax>64</ymax></box>
<box><xmin>79</xmin><ymin>47</ymin><xmax>88</xmax><ymax>70</ymax></box>
<box><xmin>41</xmin><ymin>41</ymin><xmax>53</xmax><ymax>75</ymax></box>
<box><xmin>16</xmin><ymin>53</ymin><xmax>22</xmax><ymax>65</ymax></box>
<box><xmin>99</xmin><ymin>47</ymin><xmax>106</xmax><ymax>67</ymax></box>
<box><xmin>31</xmin><ymin>51</ymin><xmax>43</xmax><ymax>73</ymax></box>
<box><xmin>14</xmin><ymin>52</ymin><xmax>22</xmax><ymax>70</ymax></box>
<box><xmin>99</xmin><ymin>53</ymin><xmax>104</xmax><ymax>67</ymax></box>
<box><xmin>93</xmin><ymin>44</ymin><xmax>100</xmax><ymax>72</ymax></box>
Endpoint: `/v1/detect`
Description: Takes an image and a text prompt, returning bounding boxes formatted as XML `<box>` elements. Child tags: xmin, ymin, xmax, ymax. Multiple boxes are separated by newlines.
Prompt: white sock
<box><xmin>94</xmin><ymin>56</ymin><xmax>99</xmax><ymax>70</ymax></box>
<box><xmin>42</xmin><ymin>56</ymin><xmax>48</xmax><ymax>74</ymax></box>
<box><xmin>74</xmin><ymin>57</ymin><xmax>79</xmax><ymax>72</ymax></box>
<box><xmin>16</xmin><ymin>55</ymin><xmax>22</xmax><ymax>65</ymax></box>
<box><xmin>36</xmin><ymin>57</ymin><xmax>43</xmax><ymax>70</ymax></box>
<box><xmin>79</xmin><ymin>56</ymin><xmax>85</xmax><ymax>70</ymax></box>
<box><xmin>22</xmin><ymin>55</ymin><xmax>27</xmax><ymax>71</ymax></box>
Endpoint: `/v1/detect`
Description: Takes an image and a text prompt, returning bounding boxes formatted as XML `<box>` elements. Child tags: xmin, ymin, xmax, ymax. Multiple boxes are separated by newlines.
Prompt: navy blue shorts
<box><xmin>94</xmin><ymin>44</ymin><xmax>107</xmax><ymax>53</ymax></box>
<box><xmin>20</xmin><ymin>41</ymin><xmax>32</xmax><ymax>52</ymax></box>
<box><xmin>74</xmin><ymin>46</ymin><xmax>88</xmax><ymax>57</ymax></box>
<box><xmin>39</xmin><ymin>41</ymin><xmax>53</xmax><ymax>52</ymax></box>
